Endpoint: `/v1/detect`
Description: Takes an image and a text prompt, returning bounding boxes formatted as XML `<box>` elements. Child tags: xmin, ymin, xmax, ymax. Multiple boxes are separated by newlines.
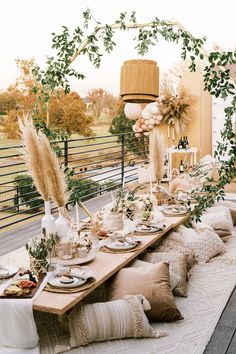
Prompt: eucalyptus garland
<box><xmin>32</xmin><ymin>9</ymin><xmax>236</xmax><ymax>221</ymax></box>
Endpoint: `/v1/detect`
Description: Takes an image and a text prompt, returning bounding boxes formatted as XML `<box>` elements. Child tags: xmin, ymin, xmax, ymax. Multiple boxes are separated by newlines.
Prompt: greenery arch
<box><xmin>32</xmin><ymin>9</ymin><xmax>236</xmax><ymax>221</ymax></box>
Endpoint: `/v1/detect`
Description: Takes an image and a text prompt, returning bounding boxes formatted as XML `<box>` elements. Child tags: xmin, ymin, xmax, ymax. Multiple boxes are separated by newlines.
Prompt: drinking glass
<box><xmin>58</xmin><ymin>242</ymin><xmax>73</xmax><ymax>260</ymax></box>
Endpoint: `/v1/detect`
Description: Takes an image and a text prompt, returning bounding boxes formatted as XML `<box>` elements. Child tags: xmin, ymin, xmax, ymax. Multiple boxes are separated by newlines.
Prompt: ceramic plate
<box><xmin>135</xmin><ymin>224</ymin><xmax>165</xmax><ymax>234</ymax></box>
<box><xmin>162</xmin><ymin>206</ymin><xmax>188</xmax><ymax>216</ymax></box>
<box><xmin>51</xmin><ymin>252</ymin><xmax>96</xmax><ymax>266</ymax></box>
<box><xmin>0</xmin><ymin>266</ymin><xmax>19</xmax><ymax>279</ymax></box>
<box><xmin>48</xmin><ymin>276</ymin><xmax>87</xmax><ymax>288</ymax></box>
<box><xmin>105</xmin><ymin>241</ymin><xmax>137</xmax><ymax>251</ymax></box>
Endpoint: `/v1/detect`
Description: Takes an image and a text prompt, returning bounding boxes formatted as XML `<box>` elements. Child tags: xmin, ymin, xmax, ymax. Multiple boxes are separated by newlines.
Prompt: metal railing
<box><xmin>0</xmin><ymin>132</ymin><xmax>148</xmax><ymax>230</ymax></box>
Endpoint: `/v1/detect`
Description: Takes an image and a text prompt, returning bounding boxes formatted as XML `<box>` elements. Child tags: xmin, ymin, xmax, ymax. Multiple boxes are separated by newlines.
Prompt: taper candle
<box><xmin>75</xmin><ymin>202</ymin><xmax>80</xmax><ymax>227</ymax></box>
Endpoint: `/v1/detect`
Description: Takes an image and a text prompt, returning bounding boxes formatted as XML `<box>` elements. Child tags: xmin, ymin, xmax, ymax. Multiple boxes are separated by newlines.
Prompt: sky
<box><xmin>1</xmin><ymin>0</ymin><xmax>236</xmax><ymax>97</ymax></box>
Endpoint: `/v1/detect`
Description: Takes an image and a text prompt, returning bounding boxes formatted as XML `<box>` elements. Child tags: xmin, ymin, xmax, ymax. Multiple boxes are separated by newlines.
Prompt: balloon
<box><xmin>142</xmin><ymin>108</ymin><xmax>152</xmax><ymax>120</ymax></box>
<box><xmin>124</xmin><ymin>103</ymin><xmax>142</xmax><ymax>120</ymax></box>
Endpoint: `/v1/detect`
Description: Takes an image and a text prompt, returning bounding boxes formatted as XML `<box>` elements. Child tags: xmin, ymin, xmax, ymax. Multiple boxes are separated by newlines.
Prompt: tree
<box><xmin>0</xmin><ymin>91</ymin><xmax>17</xmax><ymax>113</ymax></box>
<box><xmin>0</xmin><ymin>59</ymin><xmax>94</xmax><ymax>138</ymax></box>
<box><xmin>49</xmin><ymin>91</ymin><xmax>94</xmax><ymax>135</ymax></box>
<box><xmin>87</xmin><ymin>88</ymin><xmax>120</xmax><ymax>122</ymax></box>
<box><xmin>109</xmin><ymin>106</ymin><xmax>148</xmax><ymax>157</ymax></box>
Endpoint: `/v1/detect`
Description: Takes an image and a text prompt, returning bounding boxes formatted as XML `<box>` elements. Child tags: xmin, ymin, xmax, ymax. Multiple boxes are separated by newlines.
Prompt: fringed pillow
<box><xmin>140</xmin><ymin>252</ymin><xmax>188</xmax><ymax>297</ymax></box>
<box><xmin>130</xmin><ymin>258</ymin><xmax>181</xmax><ymax>292</ymax></box>
<box><xmin>184</xmin><ymin>229</ymin><xmax>225</xmax><ymax>264</ymax></box>
<box><xmin>67</xmin><ymin>295</ymin><xmax>167</xmax><ymax>349</ymax></box>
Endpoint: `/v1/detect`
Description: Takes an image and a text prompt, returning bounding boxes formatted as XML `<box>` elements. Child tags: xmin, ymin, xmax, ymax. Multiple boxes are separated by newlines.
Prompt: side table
<box><xmin>166</xmin><ymin>147</ymin><xmax>198</xmax><ymax>180</ymax></box>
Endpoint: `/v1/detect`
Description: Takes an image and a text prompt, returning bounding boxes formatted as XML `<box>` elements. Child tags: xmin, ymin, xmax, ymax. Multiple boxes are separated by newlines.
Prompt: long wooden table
<box><xmin>33</xmin><ymin>214</ymin><xmax>189</xmax><ymax>315</ymax></box>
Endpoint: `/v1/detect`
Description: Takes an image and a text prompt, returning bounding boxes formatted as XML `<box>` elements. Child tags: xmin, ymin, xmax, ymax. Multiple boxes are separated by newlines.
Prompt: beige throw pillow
<box><xmin>130</xmin><ymin>258</ymin><xmax>180</xmax><ymax>292</ymax></box>
<box><xmin>200</xmin><ymin>211</ymin><xmax>233</xmax><ymax>231</ymax></box>
<box><xmin>140</xmin><ymin>252</ymin><xmax>188</xmax><ymax>297</ymax></box>
<box><xmin>107</xmin><ymin>261</ymin><xmax>183</xmax><ymax>322</ymax></box>
<box><xmin>184</xmin><ymin>229</ymin><xmax>225</xmax><ymax>264</ymax></box>
<box><xmin>68</xmin><ymin>295</ymin><xmax>166</xmax><ymax>348</ymax></box>
<box><xmin>154</xmin><ymin>237</ymin><xmax>196</xmax><ymax>272</ymax></box>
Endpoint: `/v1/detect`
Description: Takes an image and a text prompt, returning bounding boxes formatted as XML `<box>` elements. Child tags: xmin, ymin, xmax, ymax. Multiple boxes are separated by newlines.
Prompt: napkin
<box><xmin>50</xmin><ymin>266</ymin><xmax>95</xmax><ymax>282</ymax></box>
<box><xmin>0</xmin><ymin>275</ymin><xmax>49</xmax><ymax>353</ymax></box>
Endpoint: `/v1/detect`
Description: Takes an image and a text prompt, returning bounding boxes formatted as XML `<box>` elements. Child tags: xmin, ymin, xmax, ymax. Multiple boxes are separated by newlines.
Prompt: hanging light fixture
<box><xmin>120</xmin><ymin>59</ymin><xmax>159</xmax><ymax>103</ymax></box>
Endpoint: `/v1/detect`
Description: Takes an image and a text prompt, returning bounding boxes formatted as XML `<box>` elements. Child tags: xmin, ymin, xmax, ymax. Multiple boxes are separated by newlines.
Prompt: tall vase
<box><xmin>41</xmin><ymin>201</ymin><xmax>56</xmax><ymax>235</ymax></box>
<box><xmin>55</xmin><ymin>207</ymin><xmax>70</xmax><ymax>240</ymax></box>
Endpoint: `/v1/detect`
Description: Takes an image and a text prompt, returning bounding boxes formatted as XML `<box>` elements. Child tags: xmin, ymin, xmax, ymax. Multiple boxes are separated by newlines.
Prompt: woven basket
<box><xmin>120</xmin><ymin>59</ymin><xmax>159</xmax><ymax>103</ymax></box>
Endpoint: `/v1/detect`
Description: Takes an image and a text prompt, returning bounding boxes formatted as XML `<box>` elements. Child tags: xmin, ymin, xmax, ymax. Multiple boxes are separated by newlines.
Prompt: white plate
<box><xmin>48</xmin><ymin>276</ymin><xmax>87</xmax><ymax>288</ymax></box>
<box><xmin>0</xmin><ymin>266</ymin><xmax>18</xmax><ymax>279</ymax></box>
<box><xmin>51</xmin><ymin>252</ymin><xmax>96</xmax><ymax>266</ymax></box>
<box><xmin>162</xmin><ymin>206</ymin><xmax>188</xmax><ymax>216</ymax></box>
<box><xmin>135</xmin><ymin>224</ymin><xmax>164</xmax><ymax>234</ymax></box>
<box><xmin>105</xmin><ymin>241</ymin><xmax>137</xmax><ymax>251</ymax></box>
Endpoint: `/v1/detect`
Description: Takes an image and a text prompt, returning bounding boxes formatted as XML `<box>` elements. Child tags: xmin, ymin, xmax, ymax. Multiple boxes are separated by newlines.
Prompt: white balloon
<box><xmin>148</xmin><ymin>125</ymin><xmax>154</xmax><ymax>130</ymax></box>
<box><xmin>144</xmin><ymin>120</ymin><xmax>149</xmax><ymax>125</ymax></box>
<box><xmin>135</xmin><ymin>133</ymin><xmax>142</xmax><ymax>138</ymax></box>
<box><xmin>149</xmin><ymin>103</ymin><xmax>159</xmax><ymax>114</ymax></box>
<box><xmin>141</xmin><ymin>124</ymin><xmax>148</xmax><ymax>130</ymax></box>
<box><xmin>145</xmin><ymin>103</ymin><xmax>153</xmax><ymax>113</ymax></box>
<box><xmin>149</xmin><ymin>118</ymin><xmax>155</xmax><ymax>125</ymax></box>
<box><xmin>142</xmin><ymin>109</ymin><xmax>152</xmax><ymax>120</ymax></box>
<box><xmin>132</xmin><ymin>124</ymin><xmax>138</xmax><ymax>132</ymax></box>
<box><xmin>156</xmin><ymin>115</ymin><xmax>163</xmax><ymax>121</ymax></box>
<box><xmin>124</xmin><ymin>103</ymin><xmax>142</xmax><ymax>120</ymax></box>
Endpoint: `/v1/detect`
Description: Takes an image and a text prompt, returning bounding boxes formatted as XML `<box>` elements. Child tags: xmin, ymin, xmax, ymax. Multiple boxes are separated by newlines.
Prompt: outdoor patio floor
<box><xmin>0</xmin><ymin>192</ymin><xmax>236</xmax><ymax>354</ymax></box>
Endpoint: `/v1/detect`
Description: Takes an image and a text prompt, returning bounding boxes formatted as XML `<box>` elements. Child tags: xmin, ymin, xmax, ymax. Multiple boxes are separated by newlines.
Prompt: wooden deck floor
<box><xmin>204</xmin><ymin>285</ymin><xmax>236</xmax><ymax>354</ymax></box>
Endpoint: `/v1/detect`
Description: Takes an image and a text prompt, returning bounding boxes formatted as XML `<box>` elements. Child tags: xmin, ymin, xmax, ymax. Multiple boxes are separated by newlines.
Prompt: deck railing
<box><xmin>0</xmin><ymin>132</ymin><xmax>148</xmax><ymax>230</ymax></box>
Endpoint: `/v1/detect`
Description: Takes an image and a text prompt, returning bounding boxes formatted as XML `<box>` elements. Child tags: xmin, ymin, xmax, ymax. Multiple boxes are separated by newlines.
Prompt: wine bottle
<box><xmin>178</xmin><ymin>137</ymin><xmax>183</xmax><ymax>150</ymax></box>
<box><xmin>179</xmin><ymin>160</ymin><xmax>184</xmax><ymax>174</ymax></box>
<box><xmin>185</xmin><ymin>136</ymin><xmax>189</xmax><ymax>150</ymax></box>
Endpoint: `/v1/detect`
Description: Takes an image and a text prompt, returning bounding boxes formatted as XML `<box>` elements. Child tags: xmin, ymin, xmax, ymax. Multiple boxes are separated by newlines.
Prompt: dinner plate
<box><xmin>0</xmin><ymin>266</ymin><xmax>19</xmax><ymax>279</ymax></box>
<box><xmin>48</xmin><ymin>276</ymin><xmax>87</xmax><ymax>288</ymax></box>
<box><xmin>135</xmin><ymin>224</ymin><xmax>165</xmax><ymax>234</ymax></box>
<box><xmin>105</xmin><ymin>241</ymin><xmax>137</xmax><ymax>251</ymax></box>
<box><xmin>162</xmin><ymin>206</ymin><xmax>188</xmax><ymax>216</ymax></box>
<box><xmin>51</xmin><ymin>252</ymin><xmax>96</xmax><ymax>266</ymax></box>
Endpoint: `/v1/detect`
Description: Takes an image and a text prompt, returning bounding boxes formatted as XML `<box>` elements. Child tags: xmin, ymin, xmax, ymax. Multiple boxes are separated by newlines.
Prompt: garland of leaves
<box><xmin>31</xmin><ymin>9</ymin><xmax>236</xmax><ymax>221</ymax></box>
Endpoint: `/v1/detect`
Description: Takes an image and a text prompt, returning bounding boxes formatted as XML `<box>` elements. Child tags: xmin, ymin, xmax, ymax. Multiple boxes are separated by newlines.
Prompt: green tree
<box><xmin>109</xmin><ymin>107</ymin><xmax>148</xmax><ymax>157</ymax></box>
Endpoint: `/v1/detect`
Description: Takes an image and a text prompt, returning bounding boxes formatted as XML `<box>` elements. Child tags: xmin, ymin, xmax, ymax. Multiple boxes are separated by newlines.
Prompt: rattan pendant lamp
<box><xmin>120</xmin><ymin>59</ymin><xmax>159</xmax><ymax>103</ymax></box>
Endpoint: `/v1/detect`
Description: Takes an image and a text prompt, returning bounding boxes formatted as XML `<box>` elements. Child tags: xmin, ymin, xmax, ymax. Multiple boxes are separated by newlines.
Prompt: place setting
<box><xmin>162</xmin><ymin>204</ymin><xmax>188</xmax><ymax>217</ymax></box>
<box><xmin>45</xmin><ymin>266</ymin><xmax>96</xmax><ymax>293</ymax></box>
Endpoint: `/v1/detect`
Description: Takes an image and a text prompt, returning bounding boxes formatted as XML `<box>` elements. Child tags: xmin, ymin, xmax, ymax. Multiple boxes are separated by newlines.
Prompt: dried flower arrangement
<box><xmin>158</xmin><ymin>81</ymin><xmax>196</xmax><ymax>135</ymax></box>
<box><xmin>18</xmin><ymin>117</ymin><xmax>50</xmax><ymax>202</ymax></box>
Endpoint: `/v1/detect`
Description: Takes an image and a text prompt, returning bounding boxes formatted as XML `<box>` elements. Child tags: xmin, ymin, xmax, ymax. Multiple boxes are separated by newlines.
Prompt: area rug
<box><xmin>37</xmin><ymin>228</ymin><xmax>236</xmax><ymax>354</ymax></box>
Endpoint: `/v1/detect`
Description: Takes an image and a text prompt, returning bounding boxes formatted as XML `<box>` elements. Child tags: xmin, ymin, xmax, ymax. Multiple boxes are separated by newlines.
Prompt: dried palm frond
<box><xmin>159</xmin><ymin>81</ymin><xmax>196</xmax><ymax>135</ymax></box>
<box><xmin>18</xmin><ymin>117</ymin><xmax>49</xmax><ymax>201</ymax></box>
<box><xmin>39</xmin><ymin>131</ymin><xmax>69</xmax><ymax>207</ymax></box>
<box><xmin>149</xmin><ymin>127</ymin><xmax>165</xmax><ymax>183</ymax></box>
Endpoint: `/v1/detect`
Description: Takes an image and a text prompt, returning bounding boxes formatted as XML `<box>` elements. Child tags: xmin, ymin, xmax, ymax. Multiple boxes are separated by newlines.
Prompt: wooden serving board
<box><xmin>0</xmin><ymin>272</ymin><xmax>45</xmax><ymax>299</ymax></box>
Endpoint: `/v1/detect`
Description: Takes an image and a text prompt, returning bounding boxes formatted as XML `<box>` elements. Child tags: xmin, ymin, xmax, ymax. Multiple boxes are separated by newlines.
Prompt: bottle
<box><xmin>182</xmin><ymin>136</ymin><xmax>186</xmax><ymax>149</ymax></box>
<box><xmin>185</xmin><ymin>136</ymin><xmax>189</xmax><ymax>150</ymax></box>
<box><xmin>179</xmin><ymin>160</ymin><xmax>184</xmax><ymax>174</ymax></box>
<box><xmin>178</xmin><ymin>137</ymin><xmax>183</xmax><ymax>150</ymax></box>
